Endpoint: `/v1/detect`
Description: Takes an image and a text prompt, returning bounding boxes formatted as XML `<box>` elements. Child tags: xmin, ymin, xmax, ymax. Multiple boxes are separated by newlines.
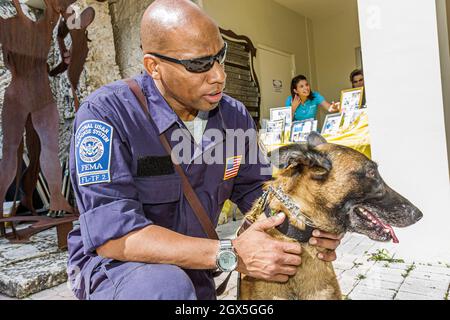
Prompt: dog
<box><xmin>238</xmin><ymin>132</ymin><xmax>423</xmax><ymax>300</ymax></box>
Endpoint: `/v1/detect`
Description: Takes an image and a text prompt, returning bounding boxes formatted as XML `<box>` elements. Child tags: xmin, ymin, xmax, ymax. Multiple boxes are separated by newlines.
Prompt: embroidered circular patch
<box><xmin>79</xmin><ymin>136</ymin><xmax>105</xmax><ymax>163</ymax></box>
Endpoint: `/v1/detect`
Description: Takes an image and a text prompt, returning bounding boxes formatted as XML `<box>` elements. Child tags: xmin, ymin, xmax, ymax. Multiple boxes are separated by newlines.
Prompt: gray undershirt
<box><xmin>182</xmin><ymin>111</ymin><xmax>209</xmax><ymax>145</ymax></box>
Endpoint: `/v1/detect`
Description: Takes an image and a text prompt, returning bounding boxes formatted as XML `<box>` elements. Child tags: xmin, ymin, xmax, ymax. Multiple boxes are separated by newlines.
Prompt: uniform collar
<box><xmin>138</xmin><ymin>73</ymin><xmax>229</xmax><ymax>136</ymax></box>
<box><xmin>139</xmin><ymin>73</ymin><xmax>179</xmax><ymax>135</ymax></box>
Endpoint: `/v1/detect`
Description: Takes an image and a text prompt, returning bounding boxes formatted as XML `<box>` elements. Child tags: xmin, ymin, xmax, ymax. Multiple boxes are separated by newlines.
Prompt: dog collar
<box><xmin>259</xmin><ymin>187</ymin><xmax>316</xmax><ymax>243</ymax></box>
<box><xmin>266</xmin><ymin>186</ymin><xmax>316</xmax><ymax>227</ymax></box>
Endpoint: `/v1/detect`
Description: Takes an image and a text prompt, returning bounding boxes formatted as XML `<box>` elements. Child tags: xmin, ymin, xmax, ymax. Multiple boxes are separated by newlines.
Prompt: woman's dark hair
<box><xmin>291</xmin><ymin>75</ymin><xmax>314</xmax><ymax>101</ymax></box>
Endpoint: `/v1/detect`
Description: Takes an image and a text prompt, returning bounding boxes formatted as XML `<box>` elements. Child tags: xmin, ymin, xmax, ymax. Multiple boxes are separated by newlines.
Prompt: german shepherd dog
<box><xmin>239</xmin><ymin>132</ymin><xmax>423</xmax><ymax>300</ymax></box>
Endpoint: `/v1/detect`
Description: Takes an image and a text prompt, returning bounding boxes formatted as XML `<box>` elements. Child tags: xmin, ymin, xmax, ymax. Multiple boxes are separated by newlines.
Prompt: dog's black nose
<box><xmin>412</xmin><ymin>209</ymin><xmax>423</xmax><ymax>222</ymax></box>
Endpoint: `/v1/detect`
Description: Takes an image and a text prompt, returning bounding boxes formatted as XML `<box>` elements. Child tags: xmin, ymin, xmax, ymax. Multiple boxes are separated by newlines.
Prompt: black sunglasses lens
<box><xmin>184</xmin><ymin>59</ymin><xmax>214</xmax><ymax>73</ymax></box>
<box><xmin>183</xmin><ymin>44</ymin><xmax>227</xmax><ymax>73</ymax></box>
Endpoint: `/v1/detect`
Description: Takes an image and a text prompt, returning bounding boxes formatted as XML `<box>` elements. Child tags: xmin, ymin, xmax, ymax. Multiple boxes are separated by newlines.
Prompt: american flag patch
<box><xmin>224</xmin><ymin>156</ymin><xmax>243</xmax><ymax>180</ymax></box>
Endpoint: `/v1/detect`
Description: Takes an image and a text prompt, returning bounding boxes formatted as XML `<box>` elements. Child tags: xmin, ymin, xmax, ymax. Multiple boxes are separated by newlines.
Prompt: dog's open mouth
<box><xmin>350</xmin><ymin>206</ymin><xmax>399</xmax><ymax>243</ymax></box>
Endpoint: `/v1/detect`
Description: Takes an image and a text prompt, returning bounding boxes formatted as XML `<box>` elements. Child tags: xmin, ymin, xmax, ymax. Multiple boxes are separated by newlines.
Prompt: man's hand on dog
<box><xmin>309</xmin><ymin>229</ymin><xmax>344</xmax><ymax>262</ymax></box>
<box><xmin>233</xmin><ymin>213</ymin><xmax>344</xmax><ymax>283</ymax></box>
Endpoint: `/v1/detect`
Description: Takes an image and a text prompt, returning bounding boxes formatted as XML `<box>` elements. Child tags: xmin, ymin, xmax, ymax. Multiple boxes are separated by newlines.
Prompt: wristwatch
<box><xmin>216</xmin><ymin>240</ymin><xmax>238</xmax><ymax>272</ymax></box>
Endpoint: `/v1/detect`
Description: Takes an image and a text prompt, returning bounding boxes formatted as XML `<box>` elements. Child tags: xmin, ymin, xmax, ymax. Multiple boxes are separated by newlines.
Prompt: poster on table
<box><xmin>261</xmin><ymin>119</ymin><xmax>285</xmax><ymax>145</ymax></box>
<box><xmin>340</xmin><ymin>87</ymin><xmax>364</xmax><ymax>129</ymax></box>
<box><xmin>321</xmin><ymin>113</ymin><xmax>344</xmax><ymax>135</ymax></box>
<box><xmin>270</xmin><ymin>107</ymin><xmax>292</xmax><ymax>129</ymax></box>
<box><xmin>290</xmin><ymin>119</ymin><xmax>318</xmax><ymax>143</ymax></box>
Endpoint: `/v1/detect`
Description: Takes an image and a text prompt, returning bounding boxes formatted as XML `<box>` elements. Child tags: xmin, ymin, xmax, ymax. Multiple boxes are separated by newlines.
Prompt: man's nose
<box><xmin>207</xmin><ymin>61</ymin><xmax>226</xmax><ymax>84</ymax></box>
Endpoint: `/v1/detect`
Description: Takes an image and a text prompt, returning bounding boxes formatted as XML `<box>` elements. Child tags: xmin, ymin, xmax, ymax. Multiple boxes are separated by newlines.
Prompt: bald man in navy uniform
<box><xmin>67</xmin><ymin>0</ymin><xmax>343</xmax><ymax>300</ymax></box>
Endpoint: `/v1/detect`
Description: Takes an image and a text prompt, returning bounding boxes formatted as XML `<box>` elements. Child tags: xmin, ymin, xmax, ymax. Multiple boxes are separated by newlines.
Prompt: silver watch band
<box><xmin>219</xmin><ymin>239</ymin><xmax>234</xmax><ymax>251</ymax></box>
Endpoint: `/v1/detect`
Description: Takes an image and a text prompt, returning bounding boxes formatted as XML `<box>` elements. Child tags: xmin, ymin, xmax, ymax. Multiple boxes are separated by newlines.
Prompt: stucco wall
<box><xmin>203</xmin><ymin>0</ymin><xmax>315</xmax><ymax>90</ymax></box>
<box><xmin>312</xmin><ymin>0</ymin><xmax>361</xmax><ymax>102</ymax></box>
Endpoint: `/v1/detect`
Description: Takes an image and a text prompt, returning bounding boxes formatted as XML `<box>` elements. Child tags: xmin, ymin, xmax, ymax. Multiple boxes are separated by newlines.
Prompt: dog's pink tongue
<box><xmin>379</xmin><ymin>220</ymin><xmax>399</xmax><ymax>243</ymax></box>
<box><xmin>385</xmin><ymin>225</ymin><xmax>399</xmax><ymax>244</ymax></box>
<box><xmin>371</xmin><ymin>214</ymin><xmax>399</xmax><ymax>243</ymax></box>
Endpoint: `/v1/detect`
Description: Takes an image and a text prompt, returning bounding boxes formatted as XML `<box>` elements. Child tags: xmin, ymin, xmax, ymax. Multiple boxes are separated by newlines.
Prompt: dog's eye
<box><xmin>367</xmin><ymin>169</ymin><xmax>377</xmax><ymax>179</ymax></box>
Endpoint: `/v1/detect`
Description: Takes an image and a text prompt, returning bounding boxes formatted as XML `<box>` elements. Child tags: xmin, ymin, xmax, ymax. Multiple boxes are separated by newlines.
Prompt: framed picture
<box><xmin>341</xmin><ymin>109</ymin><xmax>365</xmax><ymax>130</ymax></box>
<box><xmin>321</xmin><ymin>113</ymin><xmax>343</xmax><ymax>135</ymax></box>
<box><xmin>340</xmin><ymin>87</ymin><xmax>364</xmax><ymax>113</ymax></box>
<box><xmin>266</xmin><ymin>119</ymin><xmax>285</xmax><ymax>134</ymax></box>
<box><xmin>290</xmin><ymin>119</ymin><xmax>317</xmax><ymax>143</ymax></box>
<box><xmin>270</xmin><ymin>107</ymin><xmax>292</xmax><ymax>129</ymax></box>
<box><xmin>259</xmin><ymin>132</ymin><xmax>283</xmax><ymax>146</ymax></box>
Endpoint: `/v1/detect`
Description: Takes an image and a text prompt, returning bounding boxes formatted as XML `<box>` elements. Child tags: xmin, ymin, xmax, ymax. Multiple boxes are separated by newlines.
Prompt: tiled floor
<box><xmin>1</xmin><ymin>219</ymin><xmax>449</xmax><ymax>300</ymax></box>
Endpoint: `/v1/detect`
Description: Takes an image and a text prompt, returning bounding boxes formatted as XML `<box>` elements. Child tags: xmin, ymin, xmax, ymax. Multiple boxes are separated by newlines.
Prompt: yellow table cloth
<box><xmin>265</xmin><ymin>111</ymin><xmax>372</xmax><ymax>159</ymax></box>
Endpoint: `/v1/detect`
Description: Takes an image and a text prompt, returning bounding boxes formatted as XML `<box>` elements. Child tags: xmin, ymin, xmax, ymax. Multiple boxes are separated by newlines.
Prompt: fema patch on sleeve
<box><xmin>75</xmin><ymin>120</ymin><xmax>114</xmax><ymax>186</ymax></box>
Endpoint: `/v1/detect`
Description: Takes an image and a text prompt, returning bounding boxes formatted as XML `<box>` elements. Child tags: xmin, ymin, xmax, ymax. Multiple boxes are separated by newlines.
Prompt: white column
<box><xmin>358</xmin><ymin>0</ymin><xmax>450</xmax><ymax>262</ymax></box>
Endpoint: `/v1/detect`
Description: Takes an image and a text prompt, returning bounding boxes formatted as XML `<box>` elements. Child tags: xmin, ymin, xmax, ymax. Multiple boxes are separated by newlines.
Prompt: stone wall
<box><xmin>81</xmin><ymin>0</ymin><xmax>122</xmax><ymax>94</ymax></box>
<box><xmin>108</xmin><ymin>0</ymin><xmax>154</xmax><ymax>77</ymax></box>
<box><xmin>106</xmin><ymin>0</ymin><xmax>201</xmax><ymax>78</ymax></box>
<box><xmin>0</xmin><ymin>0</ymin><xmax>121</xmax><ymax>160</ymax></box>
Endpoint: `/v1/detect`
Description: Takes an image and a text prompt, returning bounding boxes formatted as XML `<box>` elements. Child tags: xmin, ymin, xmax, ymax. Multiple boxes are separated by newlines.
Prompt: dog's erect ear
<box><xmin>269</xmin><ymin>143</ymin><xmax>332</xmax><ymax>179</ymax></box>
<box><xmin>307</xmin><ymin>132</ymin><xmax>328</xmax><ymax>149</ymax></box>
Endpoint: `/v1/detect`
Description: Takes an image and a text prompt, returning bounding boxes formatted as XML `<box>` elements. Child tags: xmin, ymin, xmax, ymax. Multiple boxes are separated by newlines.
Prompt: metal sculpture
<box><xmin>49</xmin><ymin>3</ymin><xmax>96</xmax><ymax>111</ymax></box>
<box><xmin>0</xmin><ymin>0</ymin><xmax>102</xmax><ymax>247</ymax></box>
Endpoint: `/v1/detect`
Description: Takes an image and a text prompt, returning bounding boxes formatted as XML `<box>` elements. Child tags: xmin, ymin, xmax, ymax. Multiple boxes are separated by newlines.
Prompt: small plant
<box><xmin>401</xmin><ymin>263</ymin><xmax>416</xmax><ymax>278</ymax></box>
<box><xmin>368</xmin><ymin>249</ymin><xmax>405</xmax><ymax>263</ymax></box>
<box><xmin>353</xmin><ymin>262</ymin><xmax>363</xmax><ymax>268</ymax></box>
<box><xmin>446</xmin><ymin>264</ymin><xmax>450</xmax><ymax>269</ymax></box>
<box><xmin>383</xmin><ymin>263</ymin><xmax>390</xmax><ymax>268</ymax></box>
<box><xmin>356</xmin><ymin>274</ymin><xmax>366</xmax><ymax>281</ymax></box>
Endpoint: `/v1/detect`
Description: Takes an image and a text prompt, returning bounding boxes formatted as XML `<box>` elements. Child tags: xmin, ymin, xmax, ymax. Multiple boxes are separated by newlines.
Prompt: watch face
<box><xmin>218</xmin><ymin>251</ymin><xmax>237</xmax><ymax>271</ymax></box>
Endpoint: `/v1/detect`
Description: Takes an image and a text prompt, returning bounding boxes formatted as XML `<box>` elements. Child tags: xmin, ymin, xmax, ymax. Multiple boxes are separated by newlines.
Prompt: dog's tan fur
<box><xmin>239</xmin><ymin>143</ymin><xmax>370</xmax><ymax>300</ymax></box>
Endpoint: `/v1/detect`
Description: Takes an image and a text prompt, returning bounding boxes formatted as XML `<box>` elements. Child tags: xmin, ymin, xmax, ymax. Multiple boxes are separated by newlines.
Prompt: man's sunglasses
<box><xmin>148</xmin><ymin>43</ymin><xmax>228</xmax><ymax>73</ymax></box>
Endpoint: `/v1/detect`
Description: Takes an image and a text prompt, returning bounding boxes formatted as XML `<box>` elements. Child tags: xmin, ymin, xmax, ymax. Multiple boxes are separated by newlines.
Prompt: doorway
<box><xmin>257</xmin><ymin>45</ymin><xmax>296</xmax><ymax>121</ymax></box>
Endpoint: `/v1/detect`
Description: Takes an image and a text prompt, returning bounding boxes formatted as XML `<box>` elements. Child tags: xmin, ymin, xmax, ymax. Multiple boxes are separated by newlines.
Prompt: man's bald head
<box><xmin>141</xmin><ymin>0</ymin><xmax>221</xmax><ymax>55</ymax></box>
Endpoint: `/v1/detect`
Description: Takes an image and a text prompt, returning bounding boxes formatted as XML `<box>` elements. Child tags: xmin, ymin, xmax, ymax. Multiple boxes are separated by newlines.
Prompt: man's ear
<box><xmin>143</xmin><ymin>54</ymin><xmax>161</xmax><ymax>80</ymax></box>
<box><xmin>269</xmin><ymin>143</ymin><xmax>331</xmax><ymax>180</ymax></box>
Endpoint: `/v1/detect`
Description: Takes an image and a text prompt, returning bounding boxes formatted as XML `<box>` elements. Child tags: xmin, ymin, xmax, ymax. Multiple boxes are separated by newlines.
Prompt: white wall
<box><xmin>358</xmin><ymin>0</ymin><xmax>450</xmax><ymax>263</ymax></box>
<box><xmin>436</xmin><ymin>0</ymin><xmax>450</xmax><ymax>176</ymax></box>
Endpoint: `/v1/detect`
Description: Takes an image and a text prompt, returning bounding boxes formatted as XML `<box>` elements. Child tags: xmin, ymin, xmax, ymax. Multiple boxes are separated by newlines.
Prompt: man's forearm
<box><xmin>97</xmin><ymin>225</ymin><xmax>220</xmax><ymax>270</ymax></box>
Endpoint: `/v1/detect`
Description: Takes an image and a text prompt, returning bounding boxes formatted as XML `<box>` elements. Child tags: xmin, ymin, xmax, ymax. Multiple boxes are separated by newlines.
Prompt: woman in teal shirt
<box><xmin>286</xmin><ymin>75</ymin><xmax>340</xmax><ymax>121</ymax></box>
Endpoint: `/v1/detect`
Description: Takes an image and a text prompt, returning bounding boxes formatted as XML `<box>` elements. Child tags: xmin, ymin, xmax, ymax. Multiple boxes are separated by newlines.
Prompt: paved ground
<box><xmin>1</xmin><ymin>218</ymin><xmax>449</xmax><ymax>300</ymax></box>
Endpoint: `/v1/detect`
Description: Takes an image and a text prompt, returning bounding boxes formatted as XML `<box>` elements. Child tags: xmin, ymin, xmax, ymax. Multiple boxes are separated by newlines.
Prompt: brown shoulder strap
<box><xmin>124</xmin><ymin>78</ymin><xmax>219</xmax><ymax>241</ymax></box>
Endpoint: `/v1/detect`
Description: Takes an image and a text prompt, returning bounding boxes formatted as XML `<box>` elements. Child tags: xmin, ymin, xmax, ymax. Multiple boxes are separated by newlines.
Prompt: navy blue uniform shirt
<box><xmin>68</xmin><ymin>72</ymin><xmax>272</xmax><ymax>300</ymax></box>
